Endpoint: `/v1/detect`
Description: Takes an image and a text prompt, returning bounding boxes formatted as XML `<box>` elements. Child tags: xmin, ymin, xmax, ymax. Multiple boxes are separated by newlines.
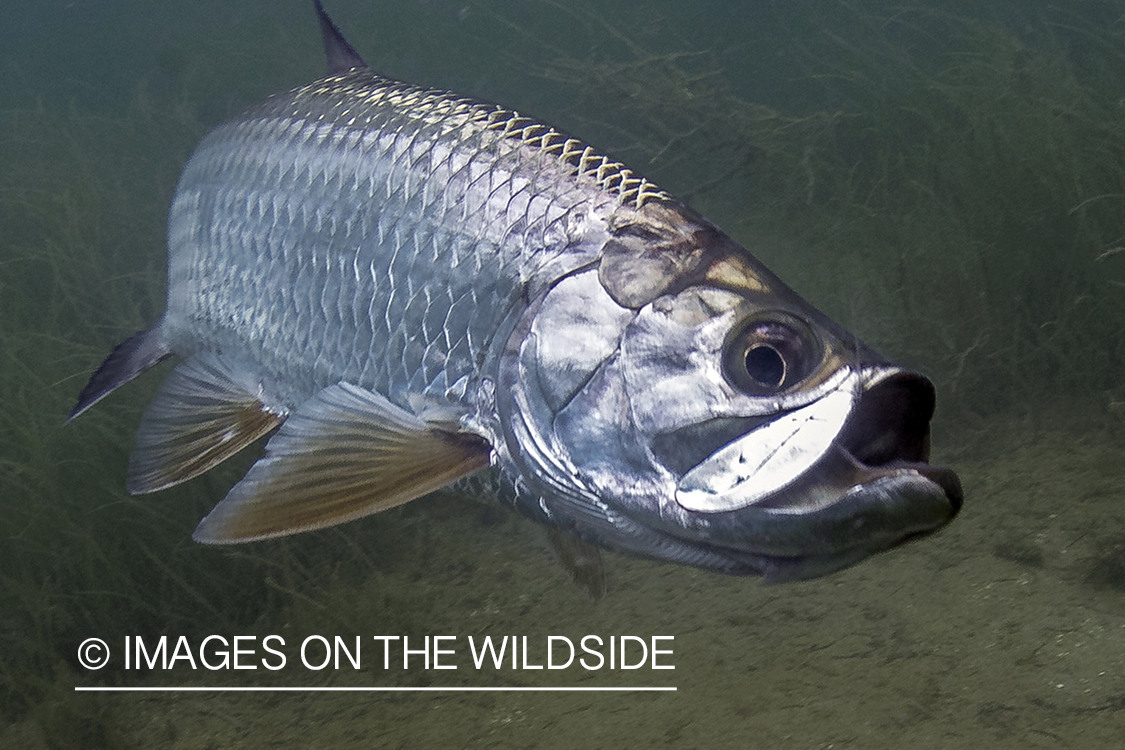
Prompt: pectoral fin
<box><xmin>193</xmin><ymin>382</ymin><xmax>492</xmax><ymax>543</ymax></box>
<box><xmin>127</xmin><ymin>354</ymin><xmax>285</xmax><ymax>494</ymax></box>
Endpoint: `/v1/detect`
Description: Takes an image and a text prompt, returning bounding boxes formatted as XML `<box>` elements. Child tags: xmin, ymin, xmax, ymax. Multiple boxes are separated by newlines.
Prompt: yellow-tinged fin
<box><xmin>192</xmin><ymin>382</ymin><xmax>492</xmax><ymax>543</ymax></box>
<box><xmin>127</xmin><ymin>354</ymin><xmax>285</xmax><ymax>494</ymax></box>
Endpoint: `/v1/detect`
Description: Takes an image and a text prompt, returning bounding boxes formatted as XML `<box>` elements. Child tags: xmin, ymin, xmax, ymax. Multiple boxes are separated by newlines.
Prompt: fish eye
<box><xmin>723</xmin><ymin>315</ymin><xmax>821</xmax><ymax>394</ymax></box>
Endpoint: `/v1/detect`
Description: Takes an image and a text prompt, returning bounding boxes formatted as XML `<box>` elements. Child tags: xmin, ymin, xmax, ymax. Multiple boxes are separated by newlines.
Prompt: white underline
<box><xmin>75</xmin><ymin>686</ymin><xmax>676</xmax><ymax>693</ymax></box>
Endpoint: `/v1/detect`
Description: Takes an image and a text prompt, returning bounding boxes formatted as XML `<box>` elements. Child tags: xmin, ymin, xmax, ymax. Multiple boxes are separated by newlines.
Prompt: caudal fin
<box><xmin>67</xmin><ymin>324</ymin><xmax>171</xmax><ymax>423</ymax></box>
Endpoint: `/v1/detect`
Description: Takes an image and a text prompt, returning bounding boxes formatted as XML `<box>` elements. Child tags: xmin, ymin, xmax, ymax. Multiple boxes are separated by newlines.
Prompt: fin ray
<box><xmin>127</xmin><ymin>354</ymin><xmax>284</xmax><ymax>494</ymax></box>
<box><xmin>193</xmin><ymin>382</ymin><xmax>491</xmax><ymax>543</ymax></box>
<box><xmin>546</xmin><ymin>527</ymin><xmax>607</xmax><ymax>601</ymax></box>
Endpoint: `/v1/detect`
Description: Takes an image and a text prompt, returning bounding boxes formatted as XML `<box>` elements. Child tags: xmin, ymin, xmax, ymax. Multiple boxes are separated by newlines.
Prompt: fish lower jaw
<box><xmin>655</xmin><ymin>458</ymin><xmax>961</xmax><ymax>575</ymax></box>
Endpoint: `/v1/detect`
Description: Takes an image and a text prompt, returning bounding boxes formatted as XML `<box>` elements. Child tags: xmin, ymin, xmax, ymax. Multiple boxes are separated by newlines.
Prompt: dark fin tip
<box><xmin>67</xmin><ymin>325</ymin><xmax>171</xmax><ymax>424</ymax></box>
<box><xmin>313</xmin><ymin>0</ymin><xmax>368</xmax><ymax>74</ymax></box>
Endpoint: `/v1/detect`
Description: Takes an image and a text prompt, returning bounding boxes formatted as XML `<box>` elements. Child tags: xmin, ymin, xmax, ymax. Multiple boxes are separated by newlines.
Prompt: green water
<box><xmin>2</xmin><ymin>1</ymin><xmax>1123</xmax><ymax>747</ymax></box>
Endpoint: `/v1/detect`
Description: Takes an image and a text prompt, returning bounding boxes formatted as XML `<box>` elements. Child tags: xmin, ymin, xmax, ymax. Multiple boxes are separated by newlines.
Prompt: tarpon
<box><xmin>69</xmin><ymin>1</ymin><xmax>961</xmax><ymax>594</ymax></box>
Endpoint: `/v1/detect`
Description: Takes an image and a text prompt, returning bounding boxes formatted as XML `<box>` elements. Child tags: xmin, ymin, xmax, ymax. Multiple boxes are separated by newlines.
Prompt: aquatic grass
<box><xmin>795</xmin><ymin>3</ymin><xmax>1125</xmax><ymax>425</ymax></box>
<box><xmin>0</xmin><ymin>92</ymin><xmax>316</xmax><ymax>720</ymax></box>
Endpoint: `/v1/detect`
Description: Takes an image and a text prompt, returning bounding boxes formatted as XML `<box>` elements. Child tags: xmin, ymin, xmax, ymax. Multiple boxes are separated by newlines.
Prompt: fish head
<box><xmin>498</xmin><ymin>201</ymin><xmax>962</xmax><ymax>581</ymax></box>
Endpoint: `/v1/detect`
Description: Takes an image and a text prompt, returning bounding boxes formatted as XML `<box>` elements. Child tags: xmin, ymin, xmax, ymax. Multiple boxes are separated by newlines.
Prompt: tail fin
<box><xmin>67</xmin><ymin>324</ymin><xmax>171</xmax><ymax>423</ymax></box>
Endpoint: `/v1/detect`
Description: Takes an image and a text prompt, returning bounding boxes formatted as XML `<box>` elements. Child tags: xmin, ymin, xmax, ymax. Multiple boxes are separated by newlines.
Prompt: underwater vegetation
<box><xmin>1</xmin><ymin>0</ymin><xmax>1123</xmax><ymax>738</ymax></box>
<box><xmin>0</xmin><ymin>97</ymin><xmax>286</xmax><ymax>717</ymax></box>
<box><xmin>529</xmin><ymin>1</ymin><xmax>1125</xmax><ymax>429</ymax></box>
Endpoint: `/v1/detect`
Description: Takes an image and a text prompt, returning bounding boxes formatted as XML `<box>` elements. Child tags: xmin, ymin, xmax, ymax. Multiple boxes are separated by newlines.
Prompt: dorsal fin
<box><xmin>313</xmin><ymin>0</ymin><xmax>368</xmax><ymax>74</ymax></box>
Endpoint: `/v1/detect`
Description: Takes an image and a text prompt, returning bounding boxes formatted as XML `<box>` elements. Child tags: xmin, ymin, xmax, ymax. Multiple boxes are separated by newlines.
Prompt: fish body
<box><xmin>70</xmin><ymin>1</ymin><xmax>961</xmax><ymax>588</ymax></box>
<box><xmin>165</xmin><ymin>68</ymin><xmax>624</xmax><ymax>425</ymax></box>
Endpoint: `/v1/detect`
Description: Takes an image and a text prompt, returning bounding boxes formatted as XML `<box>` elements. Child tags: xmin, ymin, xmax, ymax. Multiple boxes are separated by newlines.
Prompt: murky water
<box><xmin>2</xmin><ymin>1</ymin><xmax>1123</xmax><ymax>747</ymax></box>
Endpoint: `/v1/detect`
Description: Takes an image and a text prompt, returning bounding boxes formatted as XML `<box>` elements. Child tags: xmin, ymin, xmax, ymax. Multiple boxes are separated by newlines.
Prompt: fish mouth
<box><xmin>758</xmin><ymin>368</ymin><xmax>961</xmax><ymax>520</ymax></box>
<box><xmin>670</xmin><ymin>369</ymin><xmax>962</xmax><ymax>580</ymax></box>
<box><xmin>834</xmin><ymin>369</ymin><xmax>963</xmax><ymax>514</ymax></box>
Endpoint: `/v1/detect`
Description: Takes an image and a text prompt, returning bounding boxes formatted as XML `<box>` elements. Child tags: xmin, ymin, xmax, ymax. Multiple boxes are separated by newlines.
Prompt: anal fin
<box><xmin>127</xmin><ymin>354</ymin><xmax>285</xmax><ymax>494</ymax></box>
<box><xmin>193</xmin><ymin>382</ymin><xmax>492</xmax><ymax>543</ymax></box>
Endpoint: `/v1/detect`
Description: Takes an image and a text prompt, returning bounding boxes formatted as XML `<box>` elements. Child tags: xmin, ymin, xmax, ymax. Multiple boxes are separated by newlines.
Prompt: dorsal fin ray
<box><xmin>313</xmin><ymin>0</ymin><xmax>368</xmax><ymax>74</ymax></box>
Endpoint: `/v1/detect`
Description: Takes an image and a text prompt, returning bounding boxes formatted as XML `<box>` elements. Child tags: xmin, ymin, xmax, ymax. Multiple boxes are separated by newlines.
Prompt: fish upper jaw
<box><xmin>674</xmin><ymin>367</ymin><xmax>860</xmax><ymax>513</ymax></box>
<box><xmin>675</xmin><ymin>367</ymin><xmax>963</xmax><ymax>512</ymax></box>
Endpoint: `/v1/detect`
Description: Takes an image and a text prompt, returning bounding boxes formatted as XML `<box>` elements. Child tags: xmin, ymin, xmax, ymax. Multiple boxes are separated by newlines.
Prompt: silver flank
<box><xmin>165</xmin><ymin>70</ymin><xmax>663</xmax><ymax>416</ymax></box>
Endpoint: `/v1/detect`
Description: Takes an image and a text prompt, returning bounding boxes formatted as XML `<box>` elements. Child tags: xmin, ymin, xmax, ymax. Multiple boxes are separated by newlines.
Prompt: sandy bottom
<box><xmin>8</xmin><ymin>423</ymin><xmax>1125</xmax><ymax>749</ymax></box>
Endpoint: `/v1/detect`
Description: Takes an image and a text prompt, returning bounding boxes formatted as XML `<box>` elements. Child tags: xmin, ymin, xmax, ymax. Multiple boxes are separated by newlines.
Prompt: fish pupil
<box><xmin>745</xmin><ymin>344</ymin><xmax>785</xmax><ymax>388</ymax></box>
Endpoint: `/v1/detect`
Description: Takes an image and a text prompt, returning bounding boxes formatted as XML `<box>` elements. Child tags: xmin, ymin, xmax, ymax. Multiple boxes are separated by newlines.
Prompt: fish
<box><xmin>69</xmin><ymin>0</ymin><xmax>961</xmax><ymax>594</ymax></box>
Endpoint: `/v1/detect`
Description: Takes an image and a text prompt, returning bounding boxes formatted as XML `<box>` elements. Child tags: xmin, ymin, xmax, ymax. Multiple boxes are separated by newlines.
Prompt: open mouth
<box><xmin>671</xmin><ymin>366</ymin><xmax>963</xmax><ymax>517</ymax></box>
<box><xmin>836</xmin><ymin>370</ymin><xmax>964</xmax><ymax>514</ymax></box>
<box><xmin>717</xmin><ymin>371</ymin><xmax>962</xmax><ymax>581</ymax></box>
<box><xmin>662</xmin><ymin>366</ymin><xmax>961</xmax><ymax>578</ymax></box>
